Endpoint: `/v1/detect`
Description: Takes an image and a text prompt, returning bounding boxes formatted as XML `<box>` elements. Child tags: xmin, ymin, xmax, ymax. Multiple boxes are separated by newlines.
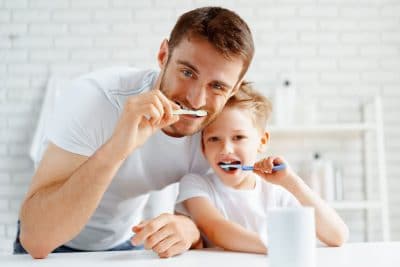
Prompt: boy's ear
<box><xmin>258</xmin><ymin>131</ymin><xmax>270</xmax><ymax>153</ymax></box>
<box><xmin>157</xmin><ymin>39</ymin><xmax>169</xmax><ymax>69</ymax></box>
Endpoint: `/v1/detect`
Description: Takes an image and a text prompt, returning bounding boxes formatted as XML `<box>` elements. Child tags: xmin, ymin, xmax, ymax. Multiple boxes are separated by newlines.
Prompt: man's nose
<box><xmin>186</xmin><ymin>85</ymin><xmax>207</xmax><ymax>109</ymax></box>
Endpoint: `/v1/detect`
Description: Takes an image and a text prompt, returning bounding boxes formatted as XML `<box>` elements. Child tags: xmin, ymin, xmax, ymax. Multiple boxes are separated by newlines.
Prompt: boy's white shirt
<box><xmin>175</xmin><ymin>172</ymin><xmax>301</xmax><ymax>247</ymax></box>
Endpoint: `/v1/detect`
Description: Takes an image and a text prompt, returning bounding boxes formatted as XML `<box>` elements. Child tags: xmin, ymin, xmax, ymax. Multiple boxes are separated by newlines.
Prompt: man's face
<box><xmin>158</xmin><ymin>37</ymin><xmax>244</xmax><ymax>137</ymax></box>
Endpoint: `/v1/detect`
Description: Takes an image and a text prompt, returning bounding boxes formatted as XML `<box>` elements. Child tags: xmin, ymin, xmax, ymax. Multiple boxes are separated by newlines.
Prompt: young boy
<box><xmin>175</xmin><ymin>83</ymin><xmax>349</xmax><ymax>254</ymax></box>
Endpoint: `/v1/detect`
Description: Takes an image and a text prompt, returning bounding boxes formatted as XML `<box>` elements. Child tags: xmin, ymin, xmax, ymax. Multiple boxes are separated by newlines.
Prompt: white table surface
<box><xmin>1</xmin><ymin>242</ymin><xmax>400</xmax><ymax>267</ymax></box>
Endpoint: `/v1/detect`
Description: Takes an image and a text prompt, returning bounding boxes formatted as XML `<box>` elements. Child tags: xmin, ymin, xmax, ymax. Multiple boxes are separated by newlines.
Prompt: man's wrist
<box><xmin>176</xmin><ymin>214</ymin><xmax>203</xmax><ymax>249</ymax></box>
<box><xmin>94</xmin><ymin>139</ymin><xmax>128</xmax><ymax>167</ymax></box>
<box><xmin>191</xmin><ymin>234</ymin><xmax>203</xmax><ymax>249</ymax></box>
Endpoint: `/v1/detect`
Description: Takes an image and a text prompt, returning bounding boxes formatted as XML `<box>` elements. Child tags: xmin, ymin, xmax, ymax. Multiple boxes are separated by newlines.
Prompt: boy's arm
<box><xmin>184</xmin><ymin>197</ymin><xmax>267</xmax><ymax>254</ymax></box>
<box><xmin>282</xmin><ymin>175</ymin><xmax>349</xmax><ymax>246</ymax></box>
<box><xmin>254</xmin><ymin>156</ymin><xmax>349</xmax><ymax>247</ymax></box>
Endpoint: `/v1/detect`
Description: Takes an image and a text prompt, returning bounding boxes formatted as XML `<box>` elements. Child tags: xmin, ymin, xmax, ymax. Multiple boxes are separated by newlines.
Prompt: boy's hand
<box><xmin>253</xmin><ymin>156</ymin><xmax>295</xmax><ymax>186</ymax></box>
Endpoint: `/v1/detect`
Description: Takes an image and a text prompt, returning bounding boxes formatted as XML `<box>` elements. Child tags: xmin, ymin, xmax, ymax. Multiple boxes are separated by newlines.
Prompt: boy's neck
<box><xmin>229</xmin><ymin>173</ymin><xmax>257</xmax><ymax>190</ymax></box>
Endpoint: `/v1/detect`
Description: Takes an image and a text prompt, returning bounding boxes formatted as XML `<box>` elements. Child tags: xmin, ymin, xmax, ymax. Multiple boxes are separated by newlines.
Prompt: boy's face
<box><xmin>202</xmin><ymin>106</ymin><xmax>268</xmax><ymax>189</ymax></box>
<box><xmin>157</xmin><ymin>37</ymin><xmax>244</xmax><ymax>137</ymax></box>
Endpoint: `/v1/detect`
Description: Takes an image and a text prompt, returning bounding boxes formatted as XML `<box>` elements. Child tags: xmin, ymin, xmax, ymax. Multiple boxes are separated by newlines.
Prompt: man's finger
<box><xmin>155</xmin><ymin>90</ymin><xmax>180</xmax><ymax>127</ymax></box>
<box><xmin>131</xmin><ymin>214</ymin><xmax>170</xmax><ymax>246</ymax></box>
<box><xmin>145</xmin><ymin>225</ymin><xmax>173</xmax><ymax>250</ymax></box>
<box><xmin>158</xmin><ymin>241</ymin><xmax>187</xmax><ymax>258</ymax></box>
<box><xmin>132</xmin><ymin>219</ymin><xmax>149</xmax><ymax>232</ymax></box>
<box><xmin>152</xmin><ymin>235</ymin><xmax>179</xmax><ymax>254</ymax></box>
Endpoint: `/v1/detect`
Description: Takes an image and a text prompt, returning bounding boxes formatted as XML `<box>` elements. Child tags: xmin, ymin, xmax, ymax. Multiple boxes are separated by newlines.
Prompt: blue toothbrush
<box><xmin>219</xmin><ymin>163</ymin><xmax>286</xmax><ymax>172</ymax></box>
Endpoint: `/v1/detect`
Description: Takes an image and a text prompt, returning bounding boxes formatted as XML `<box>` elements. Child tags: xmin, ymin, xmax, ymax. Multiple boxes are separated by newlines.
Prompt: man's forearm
<box><xmin>20</xmin><ymin>140</ymin><xmax>126</xmax><ymax>257</ymax></box>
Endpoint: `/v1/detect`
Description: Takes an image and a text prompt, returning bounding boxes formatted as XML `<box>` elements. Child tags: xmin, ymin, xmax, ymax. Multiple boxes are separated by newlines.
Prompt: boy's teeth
<box><xmin>219</xmin><ymin>160</ymin><xmax>241</xmax><ymax>165</ymax></box>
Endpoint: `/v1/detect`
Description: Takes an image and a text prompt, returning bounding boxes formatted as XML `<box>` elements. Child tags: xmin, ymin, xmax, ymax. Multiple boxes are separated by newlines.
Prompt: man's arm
<box><xmin>20</xmin><ymin>89</ymin><xmax>180</xmax><ymax>259</ymax></box>
<box><xmin>19</xmin><ymin>141</ymin><xmax>124</xmax><ymax>258</ymax></box>
<box><xmin>183</xmin><ymin>197</ymin><xmax>266</xmax><ymax>254</ymax></box>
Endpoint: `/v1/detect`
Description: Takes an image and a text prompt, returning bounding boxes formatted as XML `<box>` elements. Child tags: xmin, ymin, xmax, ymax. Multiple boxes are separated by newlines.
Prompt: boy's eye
<box><xmin>233</xmin><ymin>135</ymin><xmax>246</xmax><ymax>141</ymax></box>
<box><xmin>207</xmin><ymin>136</ymin><xmax>219</xmax><ymax>142</ymax></box>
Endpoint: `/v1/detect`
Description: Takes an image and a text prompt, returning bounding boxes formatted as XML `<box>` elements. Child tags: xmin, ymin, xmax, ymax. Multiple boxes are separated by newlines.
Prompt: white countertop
<box><xmin>2</xmin><ymin>242</ymin><xmax>400</xmax><ymax>267</ymax></box>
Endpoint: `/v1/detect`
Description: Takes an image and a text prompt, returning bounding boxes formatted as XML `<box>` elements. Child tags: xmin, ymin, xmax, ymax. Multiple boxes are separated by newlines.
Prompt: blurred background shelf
<box><xmin>329</xmin><ymin>201</ymin><xmax>382</xmax><ymax>210</ymax></box>
<box><xmin>269</xmin><ymin>123</ymin><xmax>375</xmax><ymax>134</ymax></box>
<box><xmin>268</xmin><ymin>97</ymin><xmax>390</xmax><ymax>241</ymax></box>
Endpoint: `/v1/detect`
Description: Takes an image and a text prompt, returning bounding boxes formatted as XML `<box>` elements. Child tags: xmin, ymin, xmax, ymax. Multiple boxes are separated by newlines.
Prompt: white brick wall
<box><xmin>1</xmin><ymin>0</ymin><xmax>399</xmax><ymax>255</ymax></box>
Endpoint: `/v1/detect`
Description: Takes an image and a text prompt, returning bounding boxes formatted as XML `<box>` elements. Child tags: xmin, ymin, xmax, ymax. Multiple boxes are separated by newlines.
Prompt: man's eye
<box><xmin>211</xmin><ymin>83</ymin><xmax>223</xmax><ymax>90</ymax></box>
<box><xmin>182</xmin><ymin>69</ymin><xmax>193</xmax><ymax>78</ymax></box>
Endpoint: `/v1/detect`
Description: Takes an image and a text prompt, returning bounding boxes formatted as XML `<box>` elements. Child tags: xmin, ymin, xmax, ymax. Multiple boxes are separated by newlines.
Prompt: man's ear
<box><xmin>157</xmin><ymin>39</ymin><xmax>169</xmax><ymax>69</ymax></box>
<box><xmin>258</xmin><ymin>131</ymin><xmax>270</xmax><ymax>153</ymax></box>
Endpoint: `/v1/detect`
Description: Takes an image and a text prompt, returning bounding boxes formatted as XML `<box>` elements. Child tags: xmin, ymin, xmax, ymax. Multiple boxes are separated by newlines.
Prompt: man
<box><xmin>16</xmin><ymin>6</ymin><xmax>254</xmax><ymax>259</ymax></box>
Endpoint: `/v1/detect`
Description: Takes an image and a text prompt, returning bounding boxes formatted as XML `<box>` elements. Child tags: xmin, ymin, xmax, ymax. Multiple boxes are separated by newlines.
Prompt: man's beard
<box><xmin>158</xmin><ymin>65</ymin><xmax>200</xmax><ymax>137</ymax></box>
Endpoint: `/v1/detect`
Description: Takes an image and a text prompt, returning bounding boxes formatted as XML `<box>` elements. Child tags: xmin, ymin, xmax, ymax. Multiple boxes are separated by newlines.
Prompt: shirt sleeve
<box><xmin>174</xmin><ymin>173</ymin><xmax>214</xmax><ymax>217</ymax></box>
<box><xmin>46</xmin><ymin>78</ymin><xmax>119</xmax><ymax>157</ymax></box>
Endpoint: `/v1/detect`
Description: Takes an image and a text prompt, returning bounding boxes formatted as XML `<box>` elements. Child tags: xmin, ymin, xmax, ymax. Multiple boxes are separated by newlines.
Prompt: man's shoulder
<box><xmin>70</xmin><ymin>66</ymin><xmax>159</xmax><ymax>109</ymax></box>
<box><xmin>78</xmin><ymin>66</ymin><xmax>158</xmax><ymax>92</ymax></box>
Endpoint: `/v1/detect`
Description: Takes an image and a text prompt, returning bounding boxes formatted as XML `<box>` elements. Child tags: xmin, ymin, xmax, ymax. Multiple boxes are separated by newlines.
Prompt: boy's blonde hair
<box><xmin>225</xmin><ymin>82</ymin><xmax>272</xmax><ymax>132</ymax></box>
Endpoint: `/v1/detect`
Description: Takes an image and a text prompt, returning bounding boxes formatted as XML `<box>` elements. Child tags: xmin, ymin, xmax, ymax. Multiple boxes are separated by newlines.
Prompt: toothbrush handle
<box><xmin>242</xmin><ymin>163</ymin><xmax>286</xmax><ymax>171</ymax></box>
<box><xmin>272</xmin><ymin>163</ymin><xmax>286</xmax><ymax>171</ymax></box>
<box><xmin>241</xmin><ymin>166</ymin><xmax>254</xmax><ymax>171</ymax></box>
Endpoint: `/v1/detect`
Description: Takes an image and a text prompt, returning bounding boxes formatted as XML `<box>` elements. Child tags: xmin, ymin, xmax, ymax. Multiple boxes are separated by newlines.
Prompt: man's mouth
<box><xmin>174</xmin><ymin>101</ymin><xmax>206</xmax><ymax>118</ymax></box>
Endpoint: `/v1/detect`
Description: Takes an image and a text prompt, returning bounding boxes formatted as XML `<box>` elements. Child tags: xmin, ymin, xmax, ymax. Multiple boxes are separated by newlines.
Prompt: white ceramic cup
<box><xmin>267</xmin><ymin>207</ymin><xmax>316</xmax><ymax>267</ymax></box>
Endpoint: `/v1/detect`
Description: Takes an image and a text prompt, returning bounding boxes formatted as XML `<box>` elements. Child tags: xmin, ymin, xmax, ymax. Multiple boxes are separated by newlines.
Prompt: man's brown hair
<box><xmin>168</xmin><ymin>7</ymin><xmax>254</xmax><ymax>79</ymax></box>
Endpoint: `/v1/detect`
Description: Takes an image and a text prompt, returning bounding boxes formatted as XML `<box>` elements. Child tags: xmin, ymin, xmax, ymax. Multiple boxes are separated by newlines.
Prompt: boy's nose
<box><xmin>186</xmin><ymin>86</ymin><xmax>206</xmax><ymax>109</ymax></box>
<box><xmin>221</xmin><ymin>141</ymin><xmax>234</xmax><ymax>154</ymax></box>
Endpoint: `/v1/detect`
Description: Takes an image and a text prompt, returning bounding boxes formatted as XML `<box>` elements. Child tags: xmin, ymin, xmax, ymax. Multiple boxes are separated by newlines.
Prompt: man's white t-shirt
<box><xmin>45</xmin><ymin>67</ymin><xmax>210</xmax><ymax>250</ymax></box>
<box><xmin>175</xmin><ymin>172</ymin><xmax>300</xmax><ymax>247</ymax></box>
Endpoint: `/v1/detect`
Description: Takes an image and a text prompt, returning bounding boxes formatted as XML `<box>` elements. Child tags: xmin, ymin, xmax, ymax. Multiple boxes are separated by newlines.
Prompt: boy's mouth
<box><xmin>218</xmin><ymin>160</ymin><xmax>241</xmax><ymax>172</ymax></box>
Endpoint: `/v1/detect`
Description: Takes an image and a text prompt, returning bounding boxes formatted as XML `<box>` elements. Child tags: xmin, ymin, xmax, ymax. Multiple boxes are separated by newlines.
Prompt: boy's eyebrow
<box><xmin>177</xmin><ymin>60</ymin><xmax>233</xmax><ymax>89</ymax></box>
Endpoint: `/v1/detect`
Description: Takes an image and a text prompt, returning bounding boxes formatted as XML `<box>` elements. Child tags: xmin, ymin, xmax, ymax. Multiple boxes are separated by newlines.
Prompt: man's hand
<box><xmin>109</xmin><ymin>88</ymin><xmax>180</xmax><ymax>161</ymax></box>
<box><xmin>131</xmin><ymin>213</ymin><xmax>202</xmax><ymax>258</ymax></box>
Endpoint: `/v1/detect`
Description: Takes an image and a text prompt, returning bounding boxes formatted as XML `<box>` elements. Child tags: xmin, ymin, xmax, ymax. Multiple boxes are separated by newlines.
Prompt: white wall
<box><xmin>1</xmin><ymin>0</ymin><xmax>400</xmax><ymax>254</ymax></box>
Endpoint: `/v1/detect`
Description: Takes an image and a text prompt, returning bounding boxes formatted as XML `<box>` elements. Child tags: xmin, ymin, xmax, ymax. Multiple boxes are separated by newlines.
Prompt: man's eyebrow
<box><xmin>177</xmin><ymin>60</ymin><xmax>199</xmax><ymax>74</ymax></box>
<box><xmin>177</xmin><ymin>60</ymin><xmax>233</xmax><ymax>89</ymax></box>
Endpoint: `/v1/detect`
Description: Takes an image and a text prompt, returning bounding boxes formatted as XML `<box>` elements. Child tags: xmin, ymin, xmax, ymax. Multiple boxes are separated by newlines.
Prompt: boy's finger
<box><xmin>272</xmin><ymin>156</ymin><xmax>285</xmax><ymax>165</ymax></box>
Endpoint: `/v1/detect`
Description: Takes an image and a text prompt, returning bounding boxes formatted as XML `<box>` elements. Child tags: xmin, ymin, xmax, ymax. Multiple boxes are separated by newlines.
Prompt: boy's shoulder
<box><xmin>180</xmin><ymin>172</ymin><xmax>216</xmax><ymax>190</ymax></box>
<box><xmin>259</xmin><ymin>178</ymin><xmax>301</xmax><ymax>207</ymax></box>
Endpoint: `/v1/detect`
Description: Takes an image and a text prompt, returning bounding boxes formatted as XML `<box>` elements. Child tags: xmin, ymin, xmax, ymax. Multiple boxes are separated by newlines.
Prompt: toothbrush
<box><xmin>220</xmin><ymin>163</ymin><xmax>286</xmax><ymax>172</ymax></box>
<box><xmin>172</xmin><ymin>109</ymin><xmax>207</xmax><ymax>117</ymax></box>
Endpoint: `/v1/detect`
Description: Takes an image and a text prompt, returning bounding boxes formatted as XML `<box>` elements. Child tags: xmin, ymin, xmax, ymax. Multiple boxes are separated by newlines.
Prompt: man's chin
<box><xmin>162</xmin><ymin>122</ymin><xmax>202</xmax><ymax>137</ymax></box>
